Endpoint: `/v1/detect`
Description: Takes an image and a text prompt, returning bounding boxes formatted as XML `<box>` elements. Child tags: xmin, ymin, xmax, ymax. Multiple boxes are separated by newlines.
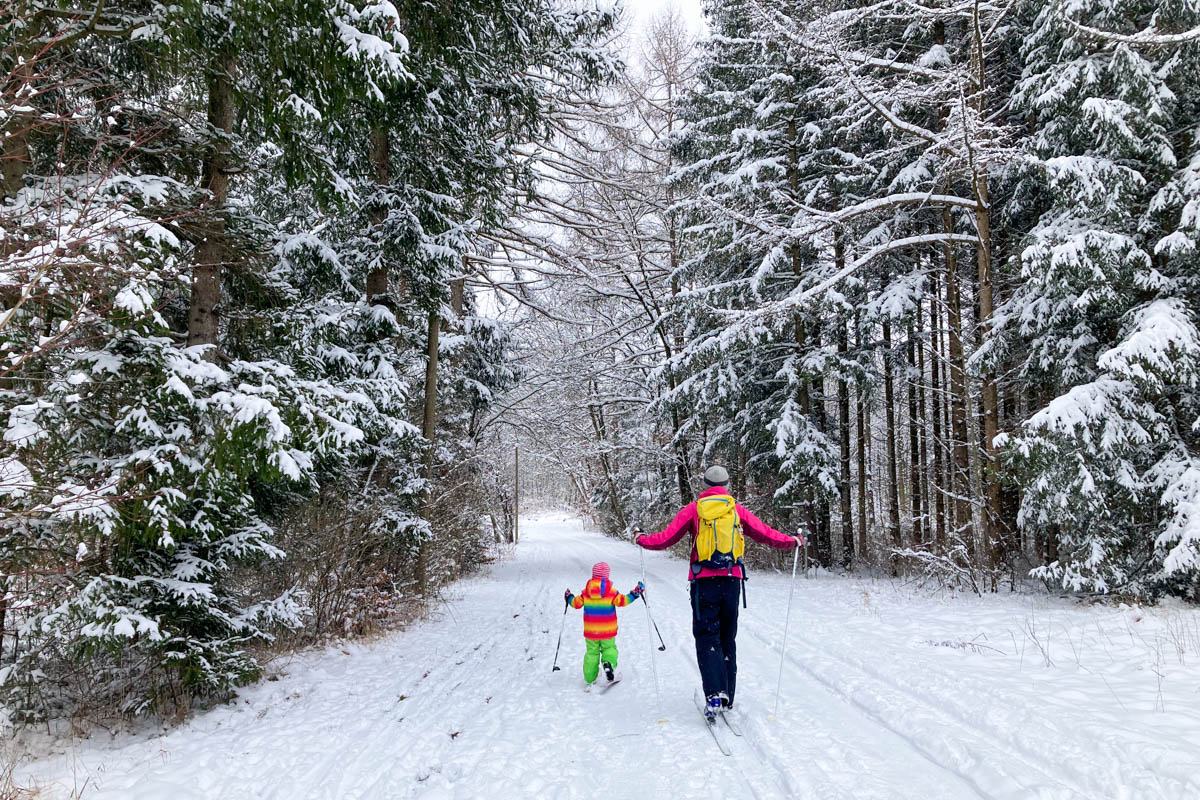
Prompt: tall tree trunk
<box><xmin>865</xmin><ymin>374</ymin><xmax>877</xmax><ymax>538</ymax></box>
<box><xmin>917</xmin><ymin>291</ymin><xmax>930</xmax><ymax>546</ymax></box>
<box><xmin>450</xmin><ymin>277</ymin><xmax>465</xmax><ymax>320</ymax></box>
<box><xmin>793</xmin><ymin>315</ymin><xmax>815</xmax><ymax>541</ymax></box>
<box><xmin>365</xmin><ymin>126</ymin><xmax>391</xmax><ymax>305</ymax></box>
<box><xmin>813</xmin><ymin>323</ymin><xmax>832</xmax><ymax>568</ymax></box>
<box><xmin>787</xmin><ymin>118</ymin><xmax>818</xmax><ymax>544</ymax></box>
<box><xmin>733</xmin><ymin>435</ymin><xmax>746</xmax><ymax>499</ymax></box>
<box><xmin>513</xmin><ymin>446</ymin><xmax>519</xmax><ymax>544</ymax></box>
<box><xmin>929</xmin><ymin>272</ymin><xmax>946</xmax><ymax>549</ymax></box>
<box><xmin>907</xmin><ymin>322</ymin><xmax>923</xmax><ymax>546</ymax></box>
<box><xmin>833</xmin><ymin>232</ymin><xmax>852</xmax><ymax>568</ymax></box>
<box><xmin>1</xmin><ymin>55</ymin><xmax>34</xmax><ymax>201</ymax></box>
<box><xmin>855</xmin><ymin>319</ymin><xmax>869</xmax><ymax>562</ymax></box>
<box><xmin>931</xmin><ymin>17</ymin><xmax>955</xmax><ymax>555</ymax></box>
<box><xmin>671</xmin><ymin>409</ymin><xmax>690</xmax><ymax>504</ymax></box>
<box><xmin>418</xmin><ymin>309</ymin><xmax>439</xmax><ymax>595</ymax></box>
<box><xmin>839</xmin><ymin>319</ymin><xmax>853</xmax><ymax>570</ymax></box>
<box><xmin>1001</xmin><ymin>387</ymin><xmax>1021</xmax><ymax>566</ymax></box>
<box><xmin>882</xmin><ymin>277</ymin><xmax>902</xmax><ymax>570</ymax></box>
<box><xmin>668</xmin><ymin>230</ymin><xmax>688</xmax><ymax>507</ymax></box>
<box><xmin>941</xmin><ymin>276</ymin><xmax>955</xmax><ymax>546</ymax></box>
<box><xmin>970</xmin><ymin>4</ymin><xmax>1002</xmax><ymax>572</ymax></box>
<box><xmin>588</xmin><ymin>381</ymin><xmax>627</xmax><ymax>531</ymax></box>
<box><xmin>0</xmin><ymin>574</ymin><xmax>6</xmax><ymax>661</ymax></box>
<box><xmin>187</xmin><ymin>50</ymin><xmax>236</xmax><ymax>356</ymax></box>
<box><xmin>943</xmin><ymin>206</ymin><xmax>973</xmax><ymax>562</ymax></box>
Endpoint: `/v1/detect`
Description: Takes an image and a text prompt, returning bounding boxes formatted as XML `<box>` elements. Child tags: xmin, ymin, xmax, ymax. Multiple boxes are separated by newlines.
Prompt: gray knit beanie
<box><xmin>702</xmin><ymin>465</ymin><xmax>730</xmax><ymax>487</ymax></box>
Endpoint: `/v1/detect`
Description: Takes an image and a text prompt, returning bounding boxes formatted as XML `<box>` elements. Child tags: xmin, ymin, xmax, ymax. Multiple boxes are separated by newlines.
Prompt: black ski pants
<box><xmin>690</xmin><ymin>576</ymin><xmax>740</xmax><ymax>705</ymax></box>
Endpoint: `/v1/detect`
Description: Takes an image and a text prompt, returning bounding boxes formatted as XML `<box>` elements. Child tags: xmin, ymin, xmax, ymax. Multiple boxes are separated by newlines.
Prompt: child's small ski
<box><xmin>598</xmin><ymin>674</ymin><xmax>622</xmax><ymax>693</ymax></box>
<box><xmin>694</xmin><ymin>689</ymin><xmax>731</xmax><ymax>756</ymax></box>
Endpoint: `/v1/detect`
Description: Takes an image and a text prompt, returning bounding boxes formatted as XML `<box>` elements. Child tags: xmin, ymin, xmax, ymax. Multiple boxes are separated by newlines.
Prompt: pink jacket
<box><xmin>636</xmin><ymin>486</ymin><xmax>797</xmax><ymax>580</ymax></box>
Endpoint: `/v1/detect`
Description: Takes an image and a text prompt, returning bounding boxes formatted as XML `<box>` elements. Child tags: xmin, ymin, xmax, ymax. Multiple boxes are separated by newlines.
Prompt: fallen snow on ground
<box><xmin>12</xmin><ymin>515</ymin><xmax>1200</xmax><ymax>799</ymax></box>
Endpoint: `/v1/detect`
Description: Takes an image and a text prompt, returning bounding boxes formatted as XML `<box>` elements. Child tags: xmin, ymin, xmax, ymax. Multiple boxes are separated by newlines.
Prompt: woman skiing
<box><xmin>635</xmin><ymin>465</ymin><xmax>801</xmax><ymax>718</ymax></box>
<box><xmin>564</xmin><ymin>561</ymin><xmax>644</xmax><ymax>690</ymax></box>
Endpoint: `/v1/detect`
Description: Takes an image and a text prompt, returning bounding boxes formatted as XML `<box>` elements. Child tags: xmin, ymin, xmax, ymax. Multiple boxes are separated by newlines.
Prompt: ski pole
<box><xmin>641</xmin><ymin>589</ymin><xmax>667</xmax><ymax>651</ymax></box>
<box><xmin>634</xmin><ymin>531</ymin><xmax>665</xmax><ymax>650</ymax></box>
<box><xmin>638</xmin><ymin>539</ymin><xmax>664</xmax><ymax>715</ymax></box>
<box><xmin>551</xmin><ymin>597</ymin><xmax>569</xmax><ymax>672</ymax></box>
<box><xmin>773</xmin><ymin>531</ymin><xmax>803</xmax><ymax>716</ymax></box>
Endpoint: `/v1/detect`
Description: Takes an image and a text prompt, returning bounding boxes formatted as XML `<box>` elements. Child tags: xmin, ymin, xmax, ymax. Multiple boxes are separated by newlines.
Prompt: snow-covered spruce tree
<box><xmin>0</xmin><ymin>2</ymin><xmax>423</xmax><ymax>717</ymax></box>
<box><xmin>998</xmin><ymin>0</ymin><xmax>1200</xmax><ymax>597</ymax></box>
<box><xmin>666</xmin><ymin>0</ymin><xmax>847</xmax><ymax>564</ymax></box>
<box><xmin>216</xmin><ymin>174</ymin><xmax>429</xmax><ymax>638</ymax></box>
<box><xmin>0</xmin><ymin>161</ymin><xmax>359</xmax><ymax>718</ymax></box>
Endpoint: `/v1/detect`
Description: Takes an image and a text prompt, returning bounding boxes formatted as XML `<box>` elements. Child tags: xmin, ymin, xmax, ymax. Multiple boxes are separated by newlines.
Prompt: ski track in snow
<box><xmin>13</xmin><ymin>515</ymin><xmax>1200</xmax><ymax>799</ymax></box>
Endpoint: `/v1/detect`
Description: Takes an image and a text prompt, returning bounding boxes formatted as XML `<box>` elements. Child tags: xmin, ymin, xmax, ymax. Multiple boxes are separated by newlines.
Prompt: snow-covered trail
<box><xmin>15</xmin><ymin>514</ymin><xmax>1200</xmax><ymax>799</ymax></box>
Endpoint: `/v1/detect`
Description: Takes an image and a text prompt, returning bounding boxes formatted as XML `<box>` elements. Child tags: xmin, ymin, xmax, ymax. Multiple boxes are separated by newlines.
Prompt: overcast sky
<box><xmin>627</xmin><ymin>0</ymin><xmax>706</xmax><ymax>38</ymax></box>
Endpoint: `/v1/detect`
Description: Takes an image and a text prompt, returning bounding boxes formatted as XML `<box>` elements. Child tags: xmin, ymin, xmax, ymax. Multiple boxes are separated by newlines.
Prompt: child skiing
<box><xmin>564</xmin><ymin>561</ymin><xmax>644</xmax><ymax>690</ymax></box>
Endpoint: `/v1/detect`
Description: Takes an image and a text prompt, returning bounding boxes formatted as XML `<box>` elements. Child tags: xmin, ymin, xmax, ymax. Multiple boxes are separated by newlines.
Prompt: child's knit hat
<box><xmin>592</xmin><ymin>562</ymin><xmax>610</xmax><ymax>580</ymax></box>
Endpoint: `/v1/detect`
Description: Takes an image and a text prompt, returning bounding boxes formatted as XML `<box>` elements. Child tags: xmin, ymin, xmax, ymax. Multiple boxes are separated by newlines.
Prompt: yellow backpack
<box><xmin>695</xmin><ymin>494</ymin><xmax>744</xmax><ymax>573</ymax></box>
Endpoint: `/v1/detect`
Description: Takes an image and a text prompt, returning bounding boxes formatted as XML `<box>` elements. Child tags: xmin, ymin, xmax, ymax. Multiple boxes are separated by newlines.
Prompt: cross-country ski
<box><xmin>598</xmin><ymin>674</ymin><xmax>622</xmax><ymax>693</ymax></box>
<box><xmin>694</xmin><ymin>688</ymin><xmax>732</xmax><ymax>756</ymax></box>
<box><xmin>720</xmin><ymin>709</ymin><xmax>743</xmax><ymax>737</ymax></box>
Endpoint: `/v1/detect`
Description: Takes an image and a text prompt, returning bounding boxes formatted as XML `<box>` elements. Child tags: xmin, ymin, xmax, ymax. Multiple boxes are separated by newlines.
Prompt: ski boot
<box><xmin>602</xmin><ymin>661</ymin><xmax>615</xmax><ymax>682</ymax></box>
<box><xmin>704</xmin><ymin>693</ymin><xmax>723</xmax><ymax>722</ymax></box>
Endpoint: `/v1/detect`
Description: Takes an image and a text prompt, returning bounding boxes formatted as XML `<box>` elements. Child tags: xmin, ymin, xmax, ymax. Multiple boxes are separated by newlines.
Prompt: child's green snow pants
<box><xmin>583</xmin><ymin>638</ymin><xmax>619</xmax><ymax>683</ymax></box>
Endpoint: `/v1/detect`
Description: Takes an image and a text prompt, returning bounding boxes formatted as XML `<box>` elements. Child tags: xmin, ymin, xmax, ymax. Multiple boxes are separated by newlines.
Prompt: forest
<box><xmin>3</xmin><ymin>0</ymin><xmax>1200</xmax><ymax>726</ymax></box>
<box><xmin>512</xmin><ymin>0</ymin><xmax>1200</xmax><ymax>603</ymax></box>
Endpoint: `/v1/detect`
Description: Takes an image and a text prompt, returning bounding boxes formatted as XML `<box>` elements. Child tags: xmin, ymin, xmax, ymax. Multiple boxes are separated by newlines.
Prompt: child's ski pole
<box><xmin>773</xmin><ymin>527</ymin><xmax>804</xmax><ymax>716</ymax></box>
<box><xmin>551</xmin><ymin>597</ymin><xmax>569</xmax><ymax>672</ymax></box>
